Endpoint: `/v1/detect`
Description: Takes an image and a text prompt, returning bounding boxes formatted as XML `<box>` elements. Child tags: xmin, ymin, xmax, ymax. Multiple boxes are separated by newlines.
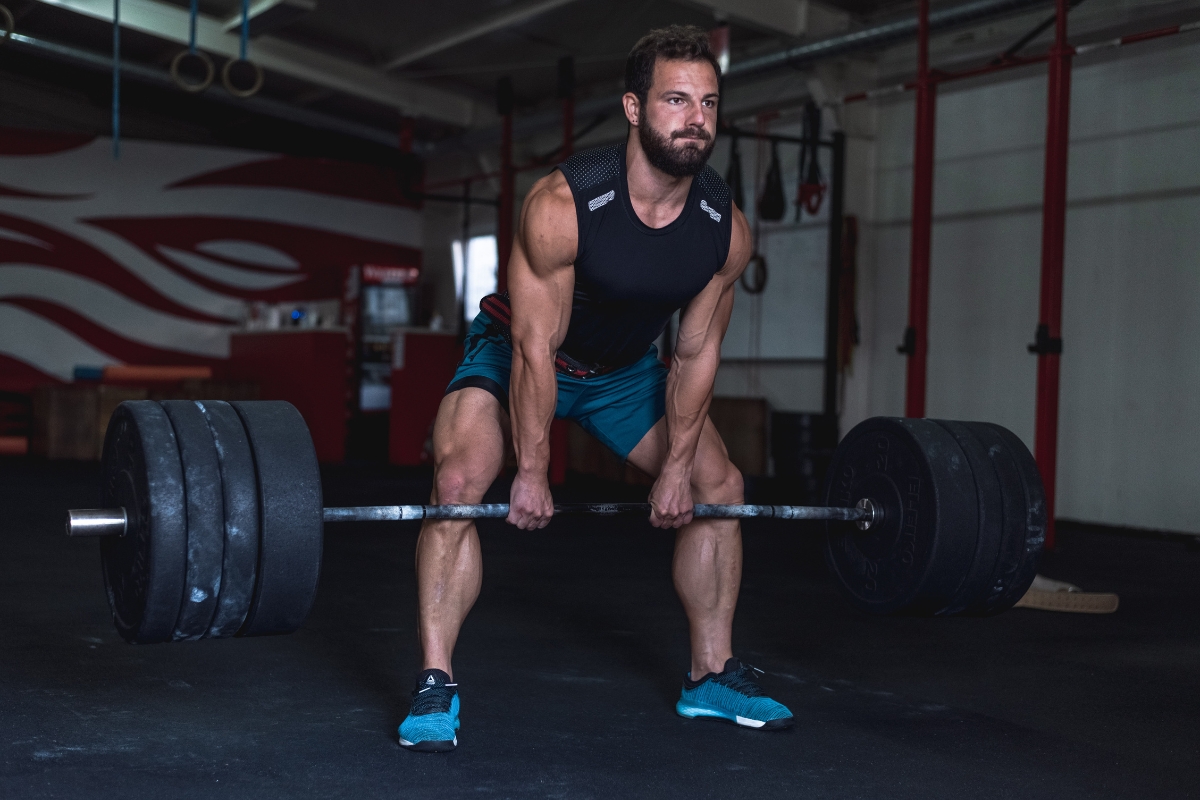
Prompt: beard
<box><xmin>638</xmin><ymin>118</ymin><xmax>715</xmax><ymax>177</ymax></box>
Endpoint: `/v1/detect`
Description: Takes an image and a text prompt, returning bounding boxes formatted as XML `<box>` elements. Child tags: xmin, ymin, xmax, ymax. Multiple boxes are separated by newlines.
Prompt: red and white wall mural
<box><xmin>0</xmin><ymin>129</ymin><xmax>421</xmax><ymax>393</ymax></box>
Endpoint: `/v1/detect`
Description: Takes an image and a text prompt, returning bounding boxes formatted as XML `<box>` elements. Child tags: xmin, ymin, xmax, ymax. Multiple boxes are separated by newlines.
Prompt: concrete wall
<box><xmin>845</xmin><ymin>34</ymin><xmax>1200</xmax><ymax>534</ymax></box>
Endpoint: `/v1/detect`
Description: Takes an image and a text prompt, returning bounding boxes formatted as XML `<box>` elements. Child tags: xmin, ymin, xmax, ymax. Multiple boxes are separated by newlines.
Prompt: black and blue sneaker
<box><xmin>676</xmin><ymin>658</ymin><xmax>794</xmax><ymax>730</ymax></box>
<box><xmin>398</xmin><ymin>669</ymin><xmax>460</xmax><ymax>752</ymax></box>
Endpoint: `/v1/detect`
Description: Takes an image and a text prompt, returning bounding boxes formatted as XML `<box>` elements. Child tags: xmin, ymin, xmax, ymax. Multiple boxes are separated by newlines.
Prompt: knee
<box><xmin>432</xmin><ymin>462</ymin><xmax>487</xmax><ymax>505</ymax></box>
<box><xmin>692</xmin><ymin>458</ymin><xmax>743</xmax><ymax>505</ymax></box>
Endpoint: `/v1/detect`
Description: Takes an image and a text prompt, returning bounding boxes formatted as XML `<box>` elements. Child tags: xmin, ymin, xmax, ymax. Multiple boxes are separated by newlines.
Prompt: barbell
<box><xmin>67</xmin><ymin>400</ymin><xmax>1045</xmax><ymax>644</ymax></box>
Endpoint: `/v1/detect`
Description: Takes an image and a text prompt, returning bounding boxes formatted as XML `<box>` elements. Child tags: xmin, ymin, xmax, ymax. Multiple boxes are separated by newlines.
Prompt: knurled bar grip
<box><xmin>323</xmin><ymin>502</ymin><xmax>868</xmax><ymax>522</ymax></box>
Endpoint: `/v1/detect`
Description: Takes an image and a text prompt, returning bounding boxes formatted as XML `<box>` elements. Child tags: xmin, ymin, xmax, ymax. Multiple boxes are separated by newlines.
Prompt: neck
<box><xmin>625</xmin><ymin>128</ymin><xmax>694</xmax><ymax>228</ymax></box>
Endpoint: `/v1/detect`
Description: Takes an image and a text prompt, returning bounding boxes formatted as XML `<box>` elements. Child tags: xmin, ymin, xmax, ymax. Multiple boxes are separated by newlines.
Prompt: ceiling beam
<box><xmin>382</xmin><ymin>0</ymin><xmax>584</xmax><ymax>71</ymax></box>
<box><xmin>221</xmin><ymin>0</ymin><xmax>316</xmax><ymax>38</ymax></box>
<box><xmin>32</xmin><ymin>0</ymin><xmax>481</xmax><ymax>126</ymax></box>
<box><xmin>685</xmin><ymin>0</ymin><xmax>848</xmax><ymax>39</ymax></box>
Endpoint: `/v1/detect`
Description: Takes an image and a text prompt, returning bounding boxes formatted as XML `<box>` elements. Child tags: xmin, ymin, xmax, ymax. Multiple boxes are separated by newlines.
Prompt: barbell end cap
<box><xmin>856</xmin><ymin>498</ymin><xmax>882</xmax><ymax>531</ymax></box>
<box><xmin>66</xmin><ymin>508</ymin><xmax>128</xmax><ymax>537</ymax></box>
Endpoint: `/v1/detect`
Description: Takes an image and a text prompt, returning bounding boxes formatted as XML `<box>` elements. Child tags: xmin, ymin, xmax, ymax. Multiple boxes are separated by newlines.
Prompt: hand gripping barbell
<box><xmin>67</xmin><ymin>401</ymin><xmax>1045</xmax><ymax>644</ymax></box>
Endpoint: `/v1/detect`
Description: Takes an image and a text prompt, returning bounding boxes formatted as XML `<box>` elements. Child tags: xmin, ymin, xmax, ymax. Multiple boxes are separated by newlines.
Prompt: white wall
<box><xmin>849</xmin><ymin>34</ymin><xmax>1200</xmax><ymax>534</ymax></box>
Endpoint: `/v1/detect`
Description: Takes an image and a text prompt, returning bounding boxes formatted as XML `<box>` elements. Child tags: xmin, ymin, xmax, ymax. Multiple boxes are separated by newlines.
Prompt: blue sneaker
<box><xmin>676</xmin><ymin>658</ymin><xmax>794</xmax><ymax>730</ymax></box>
<box><xmin>398</xmin><ymin>669</ymin><xmax>460</xmax><ymax>752</ymax></box>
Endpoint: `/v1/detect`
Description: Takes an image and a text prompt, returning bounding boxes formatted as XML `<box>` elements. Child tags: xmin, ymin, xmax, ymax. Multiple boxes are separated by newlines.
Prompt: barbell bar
<box><xmin>73</xmin><ymin>400</ymin><xmax>1045</xmax><ymax>645</ymax></box>
<box><xmin>69</xmin><ymin>499</ymin><xmax>880</xmax><ymax>536</ymax></box>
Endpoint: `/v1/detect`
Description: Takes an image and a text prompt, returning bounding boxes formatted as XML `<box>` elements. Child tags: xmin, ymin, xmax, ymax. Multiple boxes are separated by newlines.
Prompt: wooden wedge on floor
<box><xmin>1014</xmin><ymin>574</ymin><xmax>1119</xmax><ymax>614</ymax></box>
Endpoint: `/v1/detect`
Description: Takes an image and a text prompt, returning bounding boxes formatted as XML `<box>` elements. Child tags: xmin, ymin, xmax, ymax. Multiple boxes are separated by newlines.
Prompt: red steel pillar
<box><xmin>1032</xmin><ymin>0</ymin><xmax>1073</xmax><ymax>549</ymax></box>
<box><xmin>496</xmin><ymin>77</ymin><xmax>515</xmax><ymax>293</ymax></box>
<box><xmin>901</xmin><ymin>0</ymin><xmax>937</xmax><ymax>418</ymax></box>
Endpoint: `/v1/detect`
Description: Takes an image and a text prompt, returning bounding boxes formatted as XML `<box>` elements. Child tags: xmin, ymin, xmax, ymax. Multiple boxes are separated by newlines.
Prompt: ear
<box><xmin>622</xmin><ymin>92</ymin><xmax>641</xmax><ymax>127</ymax></box>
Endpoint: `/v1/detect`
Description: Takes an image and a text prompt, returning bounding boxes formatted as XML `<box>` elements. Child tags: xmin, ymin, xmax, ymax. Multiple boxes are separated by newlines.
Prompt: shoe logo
<box><xmin>425</xmin><ymin>675</ymin><xmax>436</xmax><ymax>686</ymax></box>
<box><xmin>700</xmin><ymin>199</ymin><xmax>722</xmax><ymax>222</ymax></box>
<box><xmin>588</xmin><ymin>190</ymin><xmax>615</xmax><ymax>211</ymax></box>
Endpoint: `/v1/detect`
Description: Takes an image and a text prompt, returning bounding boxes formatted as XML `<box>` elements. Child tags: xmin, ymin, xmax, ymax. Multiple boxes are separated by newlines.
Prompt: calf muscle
<box><xmin>416</xmin><ymin>389</ymin><xmax>507</xmax><ymax>679</ymax></box>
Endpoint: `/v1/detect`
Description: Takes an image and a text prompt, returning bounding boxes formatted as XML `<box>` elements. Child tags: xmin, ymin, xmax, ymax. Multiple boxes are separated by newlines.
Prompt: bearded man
<box><xmin>399</xmin><ymin>24</ymin><xmax>794</xmax><ymax>752</ymax></box>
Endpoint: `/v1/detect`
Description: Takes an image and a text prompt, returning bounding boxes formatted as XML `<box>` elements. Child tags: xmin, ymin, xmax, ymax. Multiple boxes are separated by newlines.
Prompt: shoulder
<box><xmin>718</xmin><ymin>206</ymin><xmax>752</xmax><ymax>280</ymax></box>
<box><xmin>523</xmin><ymin>170</ymin><xmax>575</xmax><ymax>228</ymax></box>
<box><xmin>519</xmin><ymin>171</ymin><xmax>577</xmax><ymax>269</ymax></box>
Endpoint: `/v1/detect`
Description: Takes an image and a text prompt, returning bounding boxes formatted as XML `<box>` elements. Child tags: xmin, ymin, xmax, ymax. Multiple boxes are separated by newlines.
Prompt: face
<box><xmin>625</xmin><ymin>58</ymin><xmax>719</xmax><ymax>177</ymax></box>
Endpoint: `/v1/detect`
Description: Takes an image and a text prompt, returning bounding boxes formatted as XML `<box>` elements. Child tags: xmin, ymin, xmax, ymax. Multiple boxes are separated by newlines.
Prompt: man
<box><xmin>399</xmin><ymin>25</ymin><xmax>793</xmax><ymax>753</ymax></box>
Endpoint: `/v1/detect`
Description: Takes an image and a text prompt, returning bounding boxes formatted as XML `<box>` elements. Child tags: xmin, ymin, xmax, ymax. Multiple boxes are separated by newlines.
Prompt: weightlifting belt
<box><xmin>478</xmin><ymin>293</ymin><xmax>618</xmax><ymax>379</ymax></box>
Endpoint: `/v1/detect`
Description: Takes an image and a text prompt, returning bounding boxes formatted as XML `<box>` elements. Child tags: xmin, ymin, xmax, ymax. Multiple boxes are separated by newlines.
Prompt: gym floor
<box><xmin>2</xmin><ymin>459</ymin><xmax>1197</xmax><ymax>799</ymax></box>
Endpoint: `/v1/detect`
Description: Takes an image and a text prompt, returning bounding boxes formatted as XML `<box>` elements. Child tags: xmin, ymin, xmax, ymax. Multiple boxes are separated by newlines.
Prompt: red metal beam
<box><xmin>497</xmin><ymin>110</ymin><xmax>514</xmax><ymax>293</ymax></box>
<box><xmin>1032</xmin><ymin>0</ymin><xmax>1073</xmax><ymax>550</ymax></box>
<box><xmin>903</xmin><ymin>0</ymin><xmax>936</xmax><ymax>418</ymax></box>
<box><xmin>842</xmin><ymin>19</ymin><xmax>1198</xmax><ymax>106</ymax></box>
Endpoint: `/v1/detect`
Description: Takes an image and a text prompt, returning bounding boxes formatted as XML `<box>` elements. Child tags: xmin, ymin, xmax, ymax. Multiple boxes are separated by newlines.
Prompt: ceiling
<box><xmin>1</xmin><ymin>0</ymin><xmax>925</xmax><ymax>141</ymax></box>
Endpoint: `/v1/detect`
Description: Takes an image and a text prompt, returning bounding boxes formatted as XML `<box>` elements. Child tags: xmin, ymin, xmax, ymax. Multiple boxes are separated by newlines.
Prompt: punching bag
<box><xmin>758</xmin><ymin>141</ymin><xmax>786</xmax><ymax>221</ymax></box>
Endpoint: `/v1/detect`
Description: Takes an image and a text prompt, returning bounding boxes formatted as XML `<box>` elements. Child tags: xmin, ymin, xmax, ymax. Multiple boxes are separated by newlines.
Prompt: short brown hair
<box><xmin>624</xmin><ymin>25</ymin><xmax>721</xmax><ymax>105</ymax></box>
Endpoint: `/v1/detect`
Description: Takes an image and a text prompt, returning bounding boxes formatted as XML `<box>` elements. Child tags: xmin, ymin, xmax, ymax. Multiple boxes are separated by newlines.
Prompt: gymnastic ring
<box><xmin>0</xmin><ymin>5</ymin><xmax>15</xmax><ymax>45</ymax></box>
<box><xmin>221</xmin><ymin>58</ymin><xmax>264</xmax><ymax>98</ymax></box>
<box><xmin>170</xmin><ymin>50</ymin><xmax>216</xmax><ymax>93</ymax></box>
<box><xmin>740</xmin><ymin>253</ymin><xmax>768</xmax><ymax>294</ymax></box>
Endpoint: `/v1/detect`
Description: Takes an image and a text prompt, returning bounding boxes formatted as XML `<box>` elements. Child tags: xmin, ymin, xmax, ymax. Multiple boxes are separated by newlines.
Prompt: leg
<box><xmin>417</xmin><ymin>387</ymin><xmax>507</xmax><ymax>679</ymax></box>
<box><xmin>626</xmin><ymin>417</ymin><xmax>744</xmax><ymax>679</ymax></box>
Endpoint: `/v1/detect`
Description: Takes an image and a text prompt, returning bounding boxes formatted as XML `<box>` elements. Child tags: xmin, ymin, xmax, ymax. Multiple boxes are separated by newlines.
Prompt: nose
<box><xmin>687</xmin><ymin>100</ymin><xmax>707</xmax><ymax>128</ymax></box>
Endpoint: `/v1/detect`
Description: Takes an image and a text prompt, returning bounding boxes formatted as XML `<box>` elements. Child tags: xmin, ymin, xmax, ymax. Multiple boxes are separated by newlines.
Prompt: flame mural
<box><xmin>0</xmin><ymin>129</ymin><xmax>421</xmax><ymax>393</ymax></box>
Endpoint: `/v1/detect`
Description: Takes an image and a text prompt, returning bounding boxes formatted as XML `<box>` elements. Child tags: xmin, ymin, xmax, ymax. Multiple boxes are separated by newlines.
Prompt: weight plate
<box><xmin>230</xmin><ymin>401</ymin><xmax>323</xmax><ymax>637</ymax></box>
<box><xmin>823</xmin><ymin>417</ymin><xmax>979</xmax><ymax>615</ymax></box>
<box><xmin>933</xmin><ymin>420</ymin><xmax>1006</xmax><ymax>616</ymax></box>
<box><xmin>963</xmin><ymin>422</ymin><xmax>1045</xmax><ymax>613</ymax></box>
<box><xmin>160</xmin><ymin>400</ymin><xmax>225</xmax><ymax>640</ymax></box>
<box><xmin>196</xmin><ymin>400</ymin><xmax>260</xmax><ymax>638</ymax></box>
<box><xmin>100</xmin><ymin>401</ymin><xmax>187</xmax><ymax>644</ymax></box>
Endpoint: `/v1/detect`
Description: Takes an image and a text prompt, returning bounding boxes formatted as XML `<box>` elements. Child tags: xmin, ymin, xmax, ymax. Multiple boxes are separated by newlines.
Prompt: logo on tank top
<box><xmin>700</xmin><ymin>199</ymin><xmax>722</xmax><ymax>222</ymax></box>
<box><xmin>587</xmin><ymin>190</ymin><xmax>615</xmax><ymax>211</ymax></box>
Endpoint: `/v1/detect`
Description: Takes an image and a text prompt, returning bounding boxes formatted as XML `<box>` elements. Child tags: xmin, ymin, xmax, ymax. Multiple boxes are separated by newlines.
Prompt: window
<box><xmin>452</xmin><ymin>235</ymin><xmax>499</xmax><ymax>326</ymax></box>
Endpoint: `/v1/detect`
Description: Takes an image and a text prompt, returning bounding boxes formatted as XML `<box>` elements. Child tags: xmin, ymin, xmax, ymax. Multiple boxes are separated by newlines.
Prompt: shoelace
<box><xmin>713</xmin><ymin>663</ymin><xmax>766</xmax><ymax>697</ymax></box>
<box><xmin>410</xmin><ymin>683</ymin><xmax>457</xmax><ymax>716</ymax></box>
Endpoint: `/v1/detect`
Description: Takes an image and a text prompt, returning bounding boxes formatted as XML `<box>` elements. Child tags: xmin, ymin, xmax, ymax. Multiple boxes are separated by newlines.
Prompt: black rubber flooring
<box><xmin>2</xmin><ymin>458</ymin><xmax>1198</xmax><ymax>799</ymax></box>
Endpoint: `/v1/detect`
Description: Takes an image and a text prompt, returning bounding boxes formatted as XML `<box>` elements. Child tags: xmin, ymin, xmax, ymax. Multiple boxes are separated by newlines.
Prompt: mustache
<box><xmin>670</xmin><ymin>127</ymin><xmax>712</xmax><ymax>142</ymax></box>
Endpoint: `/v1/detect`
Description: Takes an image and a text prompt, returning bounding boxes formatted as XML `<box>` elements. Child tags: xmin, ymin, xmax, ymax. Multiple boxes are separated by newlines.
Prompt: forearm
<box><xmin>509</xmin><ymin>343</ymin><xmax>559</xmax><ymax>477</ymax></box>
<box><xmin>661</xmin><ymin>346</ymin><xmax>722</xmax><ymax>477</ymax></box>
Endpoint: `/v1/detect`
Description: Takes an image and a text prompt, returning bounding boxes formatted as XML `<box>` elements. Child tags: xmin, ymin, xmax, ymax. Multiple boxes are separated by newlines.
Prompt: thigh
<box><xmin>625</xmin><ymin>415</ymin><xmax>740</xmax><ymax>500</ymax></box>
<box><xmin>430</xmin><ymin>387</ymin><xmax>509</xmax><ymax>503</ymax></box>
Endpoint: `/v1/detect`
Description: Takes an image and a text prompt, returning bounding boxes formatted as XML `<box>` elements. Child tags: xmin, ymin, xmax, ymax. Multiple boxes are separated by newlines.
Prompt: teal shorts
<box><xmin>445</xmin><ymin>313</ymin><xmax>667</xmax><ymax>460</ymax></box>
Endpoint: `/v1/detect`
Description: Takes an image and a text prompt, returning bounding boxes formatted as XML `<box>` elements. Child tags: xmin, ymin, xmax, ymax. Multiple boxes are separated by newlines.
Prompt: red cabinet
<box><xmin>229</xmin><ymin>330</ymin><xmax>350</xmax><ymax>463</ymax></box>
<box><xmin>389</xmin><ymin>330</ymin><xmax>461</xmax><ymax>466</ymax></box>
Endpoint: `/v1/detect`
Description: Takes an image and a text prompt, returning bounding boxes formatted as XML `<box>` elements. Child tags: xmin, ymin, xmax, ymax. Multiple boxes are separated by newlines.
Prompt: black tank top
<box><xmin>556</xmin><ymin>143</ymin><xmax>733</xmax><ymax>368</ymax></box>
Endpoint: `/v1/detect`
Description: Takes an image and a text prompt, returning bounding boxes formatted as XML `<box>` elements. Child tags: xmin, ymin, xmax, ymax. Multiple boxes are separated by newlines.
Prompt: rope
<box><xmin>239</xmin><ymin>0</ymin><xmax>249</xmax><ymax>60</ymax></box>
<box><xmin>189</xmin><ymin>0</ymin><xmax>198</xmax><ymax>53</ymax></box>
<box><xmin>111</xmin><ymin>0</ymin><xmax>120</xmax><ymax>159</ymax></box>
